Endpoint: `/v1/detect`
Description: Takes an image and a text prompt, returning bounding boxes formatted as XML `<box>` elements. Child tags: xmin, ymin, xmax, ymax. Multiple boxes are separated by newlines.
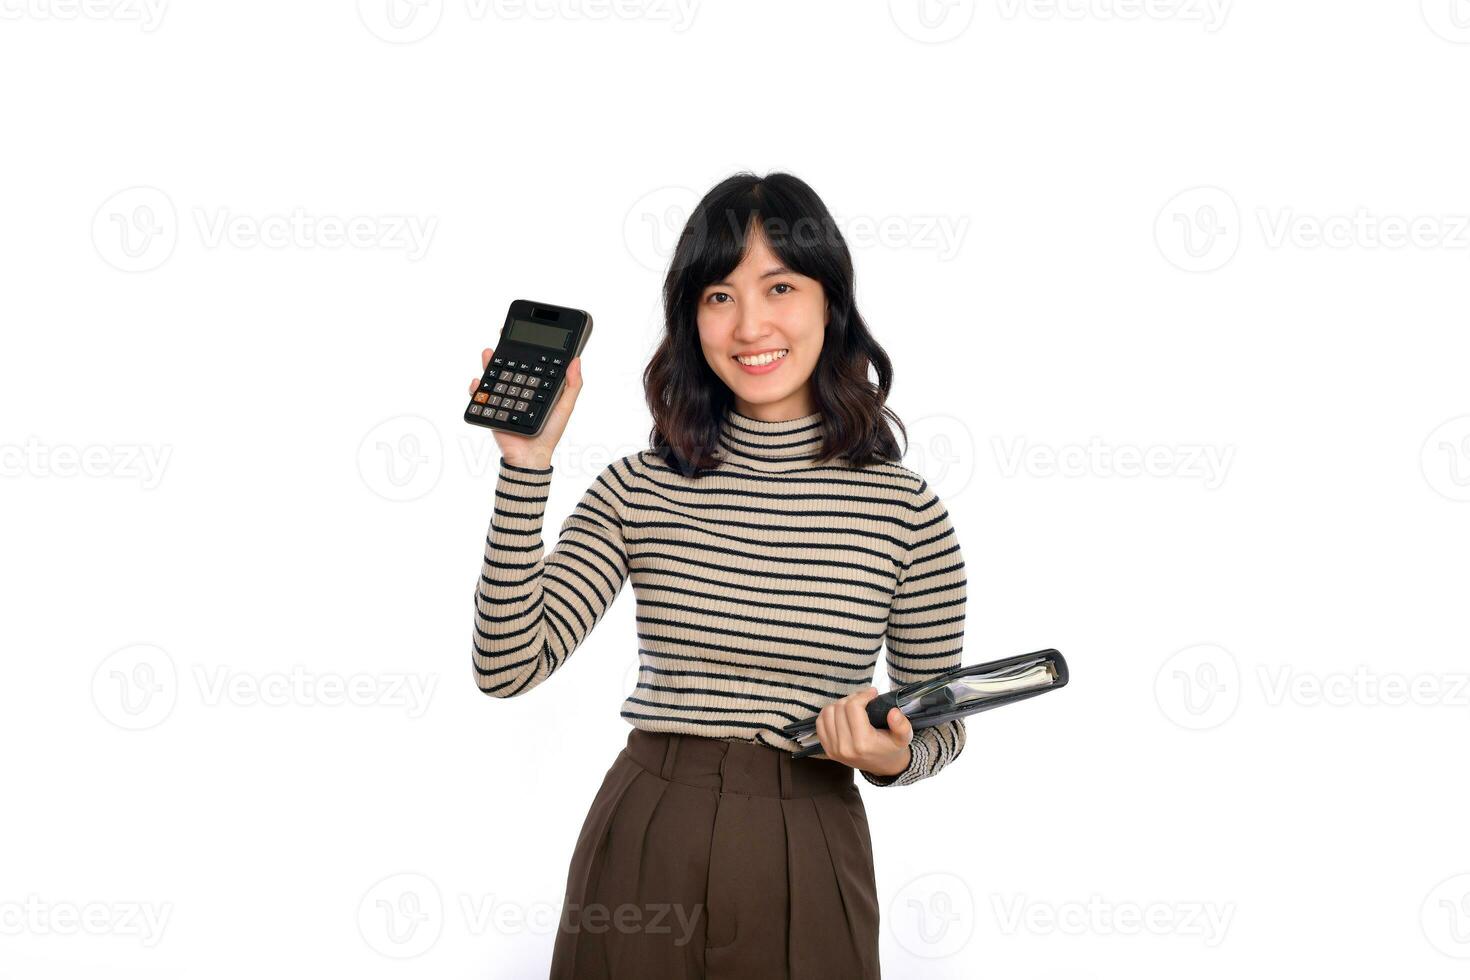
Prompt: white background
<box><xmin>3</xmin><ymin>1</ymin><xmax>1469</xmax><ymax>976</ymax></box>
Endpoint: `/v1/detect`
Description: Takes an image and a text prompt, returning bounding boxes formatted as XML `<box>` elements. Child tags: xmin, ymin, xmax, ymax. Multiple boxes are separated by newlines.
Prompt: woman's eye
<box><xmin>705</xmin><ymin>284</ymin><xmax>791</xmax><ymax>303</ymax></box>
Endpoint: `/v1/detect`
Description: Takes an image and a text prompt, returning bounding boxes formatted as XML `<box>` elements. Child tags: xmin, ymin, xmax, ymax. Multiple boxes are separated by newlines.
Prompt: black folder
<box><xmin>780</xmin><ymin>648</ymin><xmax>1069</xmax><ymax>759</ymax></box>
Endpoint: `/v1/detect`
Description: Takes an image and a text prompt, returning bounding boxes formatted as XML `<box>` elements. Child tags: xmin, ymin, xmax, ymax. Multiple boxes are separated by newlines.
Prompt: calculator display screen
<box><xmin>506</xmin><ymin>318</ymin><xmax>572</xmax><ymax>351</ymax></box>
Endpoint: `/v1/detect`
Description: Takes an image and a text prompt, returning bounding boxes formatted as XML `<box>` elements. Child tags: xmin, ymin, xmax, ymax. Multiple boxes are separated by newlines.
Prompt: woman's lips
<box><xmin>733</xmin><ymin>349</ymin><xmax>788</xmax><ymax>375</ymax></box>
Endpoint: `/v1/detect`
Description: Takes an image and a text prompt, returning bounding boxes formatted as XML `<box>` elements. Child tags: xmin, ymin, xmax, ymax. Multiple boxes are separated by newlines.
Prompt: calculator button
<box><xmin>505</xmin><ymin>386</ymin><xmax>520</xmax><ymax>398</ymax></box>
<box><xmin>545</xmin><ymin>368</ymin><xmax>558</xmax><ymax>378</ymax></box>
<box><xmin>510</xmin><ymin>373</ymin><xmax>524</xmax><ymax>384</ymax></box>
<box><xmin>514</xmin><ymin>400</ymin><xmax>528</xmax><ymax>411</ymax></box>
<box><xmin>523</xmin><ymin>376</ymin><xmax>539</xmax><ymax>388</ymax></box>
<box><xmin>486</xmin><ymin>395</ymin><xmax>499</xmax><ymax>406</ymax></box>
<box><xmin>533</xmin><ymin>391</ymin><xmax>546</xmax><ymax>402</ymax></box>
<box><xmin>498</xmin><ymin>369</ymin><xmax>514</xmax><ymax>381</ymax></box>
<box><xmin>468</xmin><ymin>404</ymin><xmax>482</xmax><ymax>415</ymax></box>
<box><xmin>530</xmin><ymin>366</ymin><xmax>544</xmax><ymax>376</ymax></box>
<box><xmin>473</xmin><ymin>392</ymin><xmax>489</xmax><ymax>404</ymax></box>
<box><xmin>509</xmin><ymin>413</ymin><xmax>522</xmax><ymax>423</ymax></box>
<box><xmin>552</xmin><ymin>357</ymin><xmax>563</xmax><ymax>365</ymax></box>
<box><xmin>494</xmin><ymin>409</ymin><xmax>509</xmax><ymax>420</ymax></box>
<box><xmin>492</xmin><ymin>382</ymin><xmax>508</xmax><ymax>394</ymax></box>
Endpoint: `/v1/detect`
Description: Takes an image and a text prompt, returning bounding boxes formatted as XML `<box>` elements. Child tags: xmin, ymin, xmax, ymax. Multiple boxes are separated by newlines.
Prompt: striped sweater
<box><xmin>472</xmin><ymin>406</ymin><xmax>969</xmax><ymax>788</ymax></box>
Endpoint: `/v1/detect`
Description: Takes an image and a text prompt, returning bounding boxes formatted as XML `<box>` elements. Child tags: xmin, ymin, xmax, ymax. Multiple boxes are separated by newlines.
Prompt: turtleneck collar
<box><xmin>716</xmin><ymin>405</ymin><xmax>826</xmax><ymax>465</ymax></box>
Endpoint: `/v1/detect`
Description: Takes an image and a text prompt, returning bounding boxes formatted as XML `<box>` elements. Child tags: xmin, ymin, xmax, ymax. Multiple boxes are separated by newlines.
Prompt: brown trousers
<box><xmin>548</xmin><ymin>728</ymin><xmax>882</xmax><ymax>979</ymax></box>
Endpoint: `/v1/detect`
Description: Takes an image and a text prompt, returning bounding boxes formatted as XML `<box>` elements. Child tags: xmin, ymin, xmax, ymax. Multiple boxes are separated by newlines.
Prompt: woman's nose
<box><xmin>733</xmin><ymin>301</ymin><xmax>770</xmax><ymax>340</ymax></box>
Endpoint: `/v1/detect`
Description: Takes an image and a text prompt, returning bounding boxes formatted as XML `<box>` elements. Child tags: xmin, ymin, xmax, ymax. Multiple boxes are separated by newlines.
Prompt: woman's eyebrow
<box><xmin>706</xmin><ymin>266</ymin><xmax>793</xmax><ymax>288</ymax></box>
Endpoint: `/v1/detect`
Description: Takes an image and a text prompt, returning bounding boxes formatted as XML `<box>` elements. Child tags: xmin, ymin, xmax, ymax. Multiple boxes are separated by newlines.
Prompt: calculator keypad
<box><xmin>468</xmin><ymin>352</ymin><xmax>566</xmax><ymax>428</ymax></box>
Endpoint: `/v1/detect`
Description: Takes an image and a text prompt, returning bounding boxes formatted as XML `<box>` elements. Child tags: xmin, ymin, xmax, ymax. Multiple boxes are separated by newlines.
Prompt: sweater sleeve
<box><xmin>861</xmin><ymin>477</ymin><xmax>969</xmax><ymax>788</ymax></box>
<box><xmin>473</xmin><ymin>456</ymin><xmax>631</xmax><ymax>698</ymax></box>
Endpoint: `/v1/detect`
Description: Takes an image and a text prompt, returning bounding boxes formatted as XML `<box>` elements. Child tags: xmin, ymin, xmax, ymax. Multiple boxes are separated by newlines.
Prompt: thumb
<box><xmin>887</xmin><ymin>706</ymin><xmax>913</xmax><ymax>744</ymax></box>
<box><xmin>550</xmin><ymin>357</ymin><xmax>582</xmax><ymax>413</ymax></box>
<box><xmin>565</xmin><ymin>356</ymin><xmax>585</xmax><ymax>398</ymax></box>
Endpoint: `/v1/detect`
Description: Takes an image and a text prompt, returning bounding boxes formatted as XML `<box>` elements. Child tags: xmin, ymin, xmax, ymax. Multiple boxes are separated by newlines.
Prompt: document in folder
<box><xmin>780</xmin><ymin>648</ymin><xmax>1069</xmax><ymax>759</ymax></box>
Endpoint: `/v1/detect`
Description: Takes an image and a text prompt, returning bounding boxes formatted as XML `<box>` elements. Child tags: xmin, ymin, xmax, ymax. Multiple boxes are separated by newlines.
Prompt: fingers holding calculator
<box><xmin>465</xmin><ymin>299</ymin><xmax>594</xmax><ymax>471</ymax></box>
<box><xmin>468</xmin><ymin>347</ymin><xmax>583</xmax><ymax>470</ymax></box>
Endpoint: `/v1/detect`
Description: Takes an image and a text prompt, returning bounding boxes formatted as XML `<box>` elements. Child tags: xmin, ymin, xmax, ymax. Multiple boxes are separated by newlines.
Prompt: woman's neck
<box><xmin>732</xmin><ymin>387</ymin><xmax>815</xmax><ymax>423</ymax></box>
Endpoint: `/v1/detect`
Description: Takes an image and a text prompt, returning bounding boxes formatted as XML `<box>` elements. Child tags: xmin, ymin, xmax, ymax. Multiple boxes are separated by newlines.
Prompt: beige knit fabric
<box><xmin>473</xmin><ymin>405</ymin><xmax>968</xmax><ymax>788</ymax></box>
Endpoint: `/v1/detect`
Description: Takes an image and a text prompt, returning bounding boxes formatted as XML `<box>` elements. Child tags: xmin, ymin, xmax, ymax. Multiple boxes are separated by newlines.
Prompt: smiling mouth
<box><xmin>733</xmin><ymin>348</ymin><xmax>789</xmax><ymax>366</ymax></box>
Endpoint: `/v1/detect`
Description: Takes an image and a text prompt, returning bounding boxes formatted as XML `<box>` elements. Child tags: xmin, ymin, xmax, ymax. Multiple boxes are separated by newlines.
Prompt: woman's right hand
<box><xmin>468</xmin><ymin>347</ymin><xmax>584</xmax><ymax>470</ymax></box>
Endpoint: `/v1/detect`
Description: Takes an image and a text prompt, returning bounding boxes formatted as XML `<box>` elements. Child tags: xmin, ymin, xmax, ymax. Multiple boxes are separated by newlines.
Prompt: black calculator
<box><xmin>465</xmin><ymin>299</ymin><xmax>594</xmax><ymax>436</ymax></box>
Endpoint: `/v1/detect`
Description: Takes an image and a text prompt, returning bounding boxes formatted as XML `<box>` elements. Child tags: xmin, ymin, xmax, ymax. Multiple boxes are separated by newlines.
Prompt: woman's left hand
<box><xmin>810</xmin><ymin>687</ymin><xmax>912</xmax><ymax>778</ymax></box>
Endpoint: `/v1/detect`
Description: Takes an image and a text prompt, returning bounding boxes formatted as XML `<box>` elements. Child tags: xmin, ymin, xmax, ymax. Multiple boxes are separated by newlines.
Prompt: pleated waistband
<box><xmin>623</xmin><ymin>728</ymin><xmax>854</xmax><ymax>799</ymax></box>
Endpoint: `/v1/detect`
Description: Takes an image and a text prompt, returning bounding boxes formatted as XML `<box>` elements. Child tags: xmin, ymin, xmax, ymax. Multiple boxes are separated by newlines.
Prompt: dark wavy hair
<box><xmin>644</xmin><ymin>171</ymin><xmax>907</xmax><ymax>476</ymax></box>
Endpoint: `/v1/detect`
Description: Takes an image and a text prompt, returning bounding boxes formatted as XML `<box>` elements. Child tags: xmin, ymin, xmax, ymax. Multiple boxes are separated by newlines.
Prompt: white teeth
<box><xmin>735</xmin><ymin>349</ymin><xmax>788</xmax><ymax>366</ymax></box>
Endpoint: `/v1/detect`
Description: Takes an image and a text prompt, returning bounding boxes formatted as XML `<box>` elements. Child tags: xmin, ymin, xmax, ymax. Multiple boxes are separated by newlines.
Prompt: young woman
<box><xmin>470</xmin><ymin>172</ymin><xmax>968</xmax><ymax>979</ymax></box>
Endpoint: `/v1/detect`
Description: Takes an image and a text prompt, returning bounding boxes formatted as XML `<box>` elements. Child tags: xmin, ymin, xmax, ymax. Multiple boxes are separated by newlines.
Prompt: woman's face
<box><xmin>696</xmin><ymin>227</ymin><xmax>827</xmax><ymax>421</ymax></box>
